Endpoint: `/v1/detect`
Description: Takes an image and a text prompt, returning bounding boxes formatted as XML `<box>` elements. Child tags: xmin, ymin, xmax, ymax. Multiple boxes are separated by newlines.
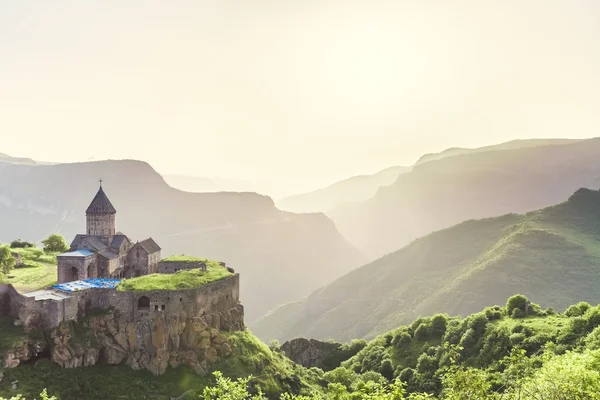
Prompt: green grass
<box><xmin>0</xmin><ymin>317</ymin><xmax>31</xmax><ymax>353</ymax></box>
<box><xmin>161</xmin><ymin>255</ymin><xmax>207</xmax><ymax>263</ymax></box>
<box><xmin>1</xmin><ymin>245</ymin><xmax>58</xmax><ymax>292</ymax></box>
<box><xmin>3</xmin><ymin>262</ymin><xmax>57</xmax><ymax>292</ymax></box>
<box><xmin>117</xmin><ymin>260</ymin><xmax>232</xmax><ymax>291</ymax></box>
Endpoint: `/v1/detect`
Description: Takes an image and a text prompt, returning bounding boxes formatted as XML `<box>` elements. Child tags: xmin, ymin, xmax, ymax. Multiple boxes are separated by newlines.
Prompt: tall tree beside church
<box><xmin>41</xmin><ymin>233</ymin><xmax>69</xmax><ymax>254</ymax></box>
<box><xmin>0</xmin><ymin>245</ymin><xmax>16</xmax><ymax>275</ymax></box>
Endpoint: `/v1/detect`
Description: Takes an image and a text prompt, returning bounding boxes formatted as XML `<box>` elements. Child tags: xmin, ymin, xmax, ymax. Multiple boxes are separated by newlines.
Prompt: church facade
<box><xmin>57</xmin><ymin>183</ymin><xmax>161</xmax><ymax>283</ymax></box>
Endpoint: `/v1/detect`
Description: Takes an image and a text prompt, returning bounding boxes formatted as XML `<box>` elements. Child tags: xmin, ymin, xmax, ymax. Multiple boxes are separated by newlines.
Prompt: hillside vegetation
<box><xmin>9</xmin><ymin>296</ymin><xmax>600</xmax><ymax>399</ymax></box>
<box><xmin>330</xmin><ymin>138</ymin><xmax>600</xmax><ymax>258</ymax></box>
<box><xmin>255</xmin><ymin>188</ymin><xmax>600</xmax><ymax>342</ymax></box>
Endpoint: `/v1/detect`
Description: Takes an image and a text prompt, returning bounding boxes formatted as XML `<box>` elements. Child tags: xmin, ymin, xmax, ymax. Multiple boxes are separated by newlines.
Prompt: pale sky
<box><xmin>2</xmin><ymin>1</ymin><xmax>600</xmax><ymax>194</ymax></box>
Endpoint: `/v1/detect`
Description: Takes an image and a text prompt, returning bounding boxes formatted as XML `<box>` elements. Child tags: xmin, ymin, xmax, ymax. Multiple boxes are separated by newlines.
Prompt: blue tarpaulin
<box><xmin>53</xmin><ymin>278</ymin><xmax>121</xmax><ymax>292</ymax></box>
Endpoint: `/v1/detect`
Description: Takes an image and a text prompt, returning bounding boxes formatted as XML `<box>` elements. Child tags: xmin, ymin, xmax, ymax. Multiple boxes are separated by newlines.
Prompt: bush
<box><xmin>380</xmin><ymin>359</ymin><xmax>394</xmax><ymax>380</ymax></box>
<box><xmin>570</xmin><ymin>317</ymin><xmax>589</xmax><ymax>335</ymax></box>
<box><xmin>506</xmin><ymin>294</ymin><xmax>528</xmax><ymax>316</ymax></box>
<box><xmin>393</xmin><ymin>332</ymin><xmax>412</xmax><ymax>350</ymax></box>
<box><xmin>511</xmin><ymin>308</ymin><xmax>526</xmax><ymax>319</ymax></box>
<box><xmin>467</xmin><ymin>313</ymin><xmax>489</xmax><ymax>335</ymax></box>
<box><xmin>0</xmin><ymin>245</ymin><xmax>16</xmax><ymax>275</ymax></box>
<box><xmin>484</xmin><ymin>306</ymin><xmax>503</xmax><ymax>320</ymax></box>
<box><xmin>414</xmin><ymin>324</ymin><xmax>430</xmax><ymax>341</ymax></box>
<box><xmin>10</xmin><ymin>239</ymin><xmax>35</xmax><ymax>248</ymax></box>
<box><xmin>398</xmin><ymin>367</ymin><xmax>415</xmax><ymax>383</ymax></box>
<box><xmin>430</xmin><ymin>314</ymin><xmax>449</xmax><ymax>338</ymax></box>
<box><xmin>509</xmin><ymin>332</ymin><xmax>526</xmax><ymax>346</ymax></box>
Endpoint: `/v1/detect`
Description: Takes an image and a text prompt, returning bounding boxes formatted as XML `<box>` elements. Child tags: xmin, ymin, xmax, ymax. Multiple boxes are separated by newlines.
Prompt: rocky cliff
<box><xmin>2</xmin><ymin>302</ymin><xmax>244</xmax><ymax>376</ymax></box>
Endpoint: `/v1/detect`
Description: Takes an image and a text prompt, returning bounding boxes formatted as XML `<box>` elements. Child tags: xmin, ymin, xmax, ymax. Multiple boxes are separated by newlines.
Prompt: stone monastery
<box><xmin>57</xmin><ymin>182</ymin><xmax>161</xmax><ymax>283</ymax></box>
<box><xmin>0</xmin><ymin>184</ymin><xmax>244</xmax><ymax>375</ymax></box>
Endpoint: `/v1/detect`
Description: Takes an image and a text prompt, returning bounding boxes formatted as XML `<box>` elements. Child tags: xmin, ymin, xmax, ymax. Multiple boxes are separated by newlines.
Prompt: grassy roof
<box><xmin>117</xmin><ymin>260</ymin><xmax>232</xmax><ymax>292</ymax></box>
<box><xmin>160</xmin><ymin>255</ymin><xmax>207</xmax><ymax>263</ymax></box>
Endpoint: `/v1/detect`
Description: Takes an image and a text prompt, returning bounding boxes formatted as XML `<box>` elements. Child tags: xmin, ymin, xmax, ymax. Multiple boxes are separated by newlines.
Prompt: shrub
<box><xmin>380</xmin><ymin>359</ymin><xmax>394</xmax><ymax>380</ymax></box>
<box><xmin>393</xmin><ymin>332</ymin><xmax>412</xmax><ymax>350</ymax></box>
<box><xmin>459</xmin><ymin>328</ymin><xmax>477</xmax><ymax>349</ymax></box>
<box><xmin>0</xmin><ymin>245</ymin><xmax>16</xmax><ymax>275</ymax></box>
<box><xmin>511</xmin><ymin>308</ymin><xmax>526</xmax><ymax>319</ymax></box>
<box><xmin>506</xmin><ymin>294</ymin><xmax>528</xmax><ymax>316</ymax></box>
<box><xmin>10</xmin><ymin>239</ymin><xmax>35</xmax><ymax>248</ymax></box>
<box><xmin>415</xmin><ymin>353</ymin><xmax>437</xmax><ymax>374</ymax></box>
<box><xmin>484</xmin><ymin>307</ymin><xmax>503</xmax><ymax>320</ymax></box>
<box><xmin>430</xmin><ymin>314</ymin><xmax>449</xmax><ymax>338</ymax></box>
<box><xmin>467</xmin><ymin>313</ymin><xmax>489</xmax><ymax>335</ymax></box>
<box><xmin>398</xmin><ymin>367</ymin><xmax>415</xmax><ymax>383</ymax></box>
<box><xmin>414</xmin><ymin>324</ymin><xmax>430</xmax><ymax>341</ymax></box>
<box><xmin>509</xmin><ymin>332</ymin><xmax>526</xmax><ymax>346</ymax></box>
<box><xmin>570</xmin><ymin>317</ymin><xmax>589</xmax><ymax>335</ymax></box>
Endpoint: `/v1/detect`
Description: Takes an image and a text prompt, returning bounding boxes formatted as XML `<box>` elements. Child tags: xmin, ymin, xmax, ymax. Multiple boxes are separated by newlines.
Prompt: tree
<box><xmin>0</xmin><ymin>245</ymin><xmax>16</xmax><ymax>275</ymax></box>
<box><xmin>41</xmin><ymin>233</ymin><xmax>69</xmax><ymax>254</ymax></box>
<box><xmin>10</xmin><ymin>239</ymin><xmax>35</xmax><ymax>249</ymax></box>
<box><xmin>506</xmin><ymin>295</ymin><xmax>528</xmax><ymax>316</ymax></box>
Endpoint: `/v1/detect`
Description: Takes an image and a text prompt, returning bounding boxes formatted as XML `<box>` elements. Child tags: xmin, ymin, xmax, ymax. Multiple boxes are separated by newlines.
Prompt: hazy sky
<box><xmin>2</xmin><ymin>1</ymin><xmax>600</xmax><ymax>194</ymax></box>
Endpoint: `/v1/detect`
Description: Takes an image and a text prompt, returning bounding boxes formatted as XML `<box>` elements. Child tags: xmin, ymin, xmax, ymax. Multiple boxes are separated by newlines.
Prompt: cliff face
<box><xmin>3</xmin><ymin>303</ymin><xmax>243</xmax><ymax>376</ymax></box>
<box><xmin>57</xmin><ymin>303</ymin><xmax>243</xmax><ymax>375</ymax></box>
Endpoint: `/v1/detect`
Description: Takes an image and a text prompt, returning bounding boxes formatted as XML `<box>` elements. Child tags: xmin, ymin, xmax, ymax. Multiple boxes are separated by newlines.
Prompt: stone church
<box><xmin>57</xmin><ymin>183</ymin><xmax>161</xmax><ymax>283</ymax></box>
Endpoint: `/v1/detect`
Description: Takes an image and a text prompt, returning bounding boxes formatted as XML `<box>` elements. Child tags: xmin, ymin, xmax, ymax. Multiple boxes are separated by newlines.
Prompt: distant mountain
<box><xmin>254</xmin><ymin>188</ymin><xmax>600</xmax><ymax>342</ymax></box>
<box><xmin>329</xmin><ymin>138</ymin><xmax>598</xmax><ymax>259</ymax></box>
<box><xmin>0</xmin><ymin>159</ymin><xmax>366</xmax><ymax>321</ymax></box>
<box><xmin>162</xmin><ymin>174</ymin><xmax>218</xmax><ymax>193</ymax></box>
<box><xmin>0</xmin><ymin>152</ymin><xmax>54</xmax><ymax>166</ymax></box>
<box><xmin>277</xmin><ymin>166</ymin><xmax>411</xmax><ymax>214</ymax></box>
<box><xmin>414</xmin><ymin>138</ymin><xmax>582</xmax><ymax>165</ymax></box>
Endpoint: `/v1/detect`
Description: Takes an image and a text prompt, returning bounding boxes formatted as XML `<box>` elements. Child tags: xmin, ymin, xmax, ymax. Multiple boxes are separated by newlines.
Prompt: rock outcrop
<box><xmin>1</xmin><ymin>337</ymin><xmax>46</xmax><ymax>369</ymax></box>
<box><xmin>281</xmin><ymin>338</ymin><xmax>341</xmax><ymax>369</ymax></box>
<box><xmin>49</xmin><ymin>304</ymin><xmax>244</xmax><ymax>375</ymax></box>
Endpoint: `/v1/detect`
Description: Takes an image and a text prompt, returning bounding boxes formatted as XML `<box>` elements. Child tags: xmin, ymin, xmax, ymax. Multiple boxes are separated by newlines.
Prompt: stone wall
<box><xmin>7</xmin><ymin>273</ymin><xmax>241</xmax><ymax>331</ymax></box>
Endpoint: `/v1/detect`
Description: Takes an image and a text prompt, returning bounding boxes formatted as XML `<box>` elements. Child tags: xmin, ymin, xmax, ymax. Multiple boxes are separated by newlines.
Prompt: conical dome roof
<box><xmin>86</xmin><ymin>186</ymin><xmax>117</xmax><ymax>215</ymax></box>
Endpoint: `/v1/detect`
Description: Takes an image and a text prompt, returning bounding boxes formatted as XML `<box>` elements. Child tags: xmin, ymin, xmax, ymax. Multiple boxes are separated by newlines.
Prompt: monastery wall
<box><xmin>3</xmin><ymin>274</ymin><xmax>242</xmax><ymax>333</ymax></box>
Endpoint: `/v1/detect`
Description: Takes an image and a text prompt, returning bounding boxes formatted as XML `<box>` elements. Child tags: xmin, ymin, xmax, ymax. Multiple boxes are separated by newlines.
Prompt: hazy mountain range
<box><xmin>327</xmin><ymin>138</ymin><xmax>598</xmax><ymax>258</ymax></box>
<box><xmin>254</xmin><ymin>188</ymin><xmax>600</xmax><ymax>342</ymax></box>
<box><xmin>0</xmin><ymin>156</ymin><xmax>366</xmax><ymax>321</ymax></box>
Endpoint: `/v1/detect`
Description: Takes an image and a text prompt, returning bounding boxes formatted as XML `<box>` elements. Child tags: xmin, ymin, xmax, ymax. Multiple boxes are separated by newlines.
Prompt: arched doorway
<box><xmin>87</xmin><ymin>263</ymin><xmax>96</xmax><ymax>279</ymax></box>
<box><xmin>137</xmin><ymin>296</ymin><xmax>150</xmax><ymax>311</ymax></box>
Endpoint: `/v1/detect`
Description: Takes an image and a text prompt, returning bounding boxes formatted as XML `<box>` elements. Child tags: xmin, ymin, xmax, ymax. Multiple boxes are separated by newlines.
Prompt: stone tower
<box><xmin>86</xmin><ymin>182</ymin><xmax>117</xmax><ymax>238</ymax></box>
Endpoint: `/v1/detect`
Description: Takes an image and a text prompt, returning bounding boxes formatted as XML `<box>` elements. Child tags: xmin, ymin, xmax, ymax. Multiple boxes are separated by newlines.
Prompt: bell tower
<box><xmin>86</xmin><ymin>180</ymin><xmax>117</xmax><ymax>237</ymax></box>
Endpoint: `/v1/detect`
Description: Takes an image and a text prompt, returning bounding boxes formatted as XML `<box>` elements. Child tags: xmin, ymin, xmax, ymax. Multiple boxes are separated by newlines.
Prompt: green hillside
<box><xmin>254</xmin><ymin>188</ymin><xmax>600</xmax><ymax>342</ymax></box>
<box><xmin>11</xmin><ymin>296</ymin><xmax>600</xmax><ymax>400</ymax></box>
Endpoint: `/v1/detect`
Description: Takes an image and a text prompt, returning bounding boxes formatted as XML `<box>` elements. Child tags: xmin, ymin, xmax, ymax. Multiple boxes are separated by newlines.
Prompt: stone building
<box><xmin>57</xmin><ymin>183</ymin><xmax>161</xmax><ymax>283</ymax></box>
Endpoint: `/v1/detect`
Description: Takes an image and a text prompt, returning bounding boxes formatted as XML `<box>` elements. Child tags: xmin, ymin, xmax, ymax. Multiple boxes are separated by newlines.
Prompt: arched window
<box><xmin>137</xmin><ymin>296</ymin><xmax>150</xmax><ymax>310</ymax></box>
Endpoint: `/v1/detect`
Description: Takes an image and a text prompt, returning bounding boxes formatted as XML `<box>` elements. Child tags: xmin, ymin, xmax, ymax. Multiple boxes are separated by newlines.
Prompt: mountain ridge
<box><xmin>253</xmin><ymin>187</ymin><xmax>600</xmax><ymax>342</ymax></box>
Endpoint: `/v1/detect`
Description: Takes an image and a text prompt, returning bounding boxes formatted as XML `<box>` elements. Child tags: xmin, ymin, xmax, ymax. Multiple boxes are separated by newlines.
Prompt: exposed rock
<box><xmin>42</xmin><ymin>304</ymin><xmax>243</xmax><ymax>375</ymax></box>
<box><xmin>2</xmin><ymin>337</ymin><xmax>46</xmax><ymax>369</ymax></box>
<box><xmin>281</xmin><ymin>338</ymin><xmax>341</xmax><ymax>369</ymax></box>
